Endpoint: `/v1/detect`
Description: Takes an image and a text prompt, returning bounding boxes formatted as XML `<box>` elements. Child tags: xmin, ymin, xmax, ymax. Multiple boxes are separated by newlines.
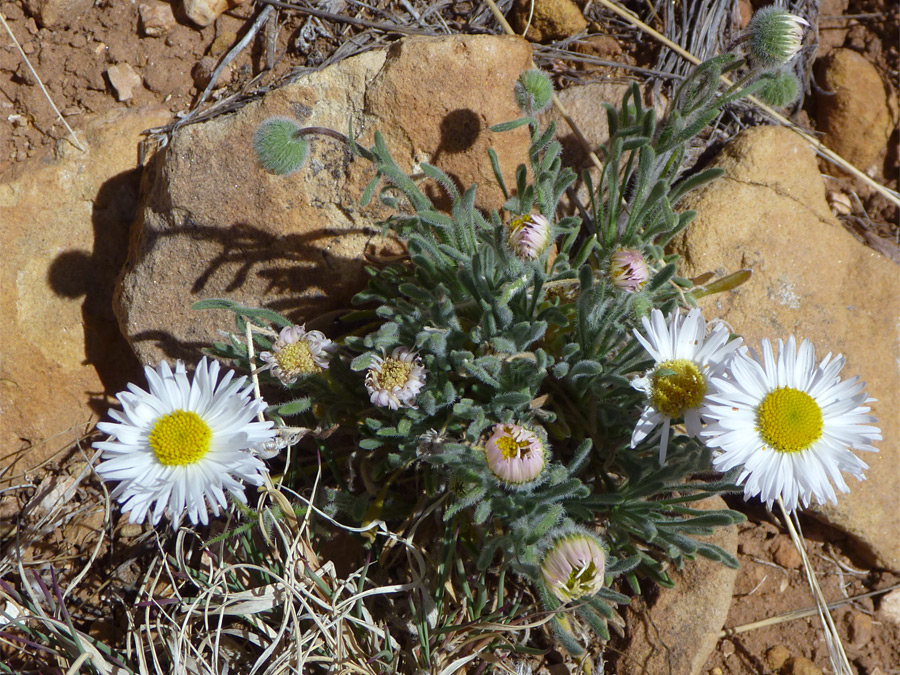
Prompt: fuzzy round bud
<box><xmin>756</xmin><ymin>70</ymin><xmax>801</xmax><ymax>108</ymax></box>
<box><xmin>484</xmin><ymin>423</ymin><xmax>546</xmax><ymax>486</ymax></box>
<box><xmin>541</xmin><ymin>532</ymin><xmax>607</xmax><ymax>602</ymax></box>
<box><xmin>608</xmin><ymin>248</ymin><xmax>650</xmax><ymax>292</ymax></box>
<box><xmin>508</xmin><ymin>213</ymin><xmax>552</xmax><ymax>260</ymax></box>
<box><xmin>629</xmin><ymin>295</ymin><xmax>653</xmax><ymax>322</ymax></box>
<box><xmin>253</xmin><ymin>117</ymin><xmax>309</xmax><ymax>176</ymax></box>
<box><xmin>747</xmin><ymin>7</ymin><xmax>808</xmax><ymax>69</ymax></box>
<box><xmin>514</xmin><ymin>69</ymin><xmax>554</xmax><ymax>114</ymax></box>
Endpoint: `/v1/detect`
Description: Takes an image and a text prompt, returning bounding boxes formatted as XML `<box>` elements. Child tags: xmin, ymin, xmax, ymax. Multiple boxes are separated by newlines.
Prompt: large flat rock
<box><xmin>672</xmin><ymin>125</ymin><xmax>900</xmax><ymax>572</ymax></box>
<box><xmin>0</xmin><ymin>107</ymin><xmax>170</xmax><ymax>489</ymax></box>
<box><xmin>116</xmin><ymin>35</ymin><xmax>534</xmax><ymax>364</ymax></box>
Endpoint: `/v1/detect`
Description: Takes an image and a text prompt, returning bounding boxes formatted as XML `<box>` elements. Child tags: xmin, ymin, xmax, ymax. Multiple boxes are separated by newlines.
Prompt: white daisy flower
<box><xmin>94</xmin><ymin>358</ymin><xmax>276</xmax><ymax>528</ymax></box>
<box><xmin>631</xmin><ymin>308</ymin><xmax>741</xmax><ymax>464</ymax></box>
<box><xmin>541</xmin><ymin>532</ymin><xmax>607</xmax><ymax>602</ymax></box>
<box><xmin>365</xmin><ymin>347</ymin><xmax>426</xmax><ymax>410</ymax></box>
<box><xmin>259</xmin><ymin>324</ymin><xmax>336</xmax><ymax>385</ymax></box>
<box><xmin>701</xmin><ymin>336</ymin><xmax>881</xmax><ymax>513</ymax></box>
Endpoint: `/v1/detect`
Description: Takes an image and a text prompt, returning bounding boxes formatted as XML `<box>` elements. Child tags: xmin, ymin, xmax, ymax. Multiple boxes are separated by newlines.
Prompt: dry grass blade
<box><xmin>777</xmin><ymin>499</ymin><xmax>853</xmax><ymax>675</ymax></box>
<box><xmin>0</xmin><ymin>11</ymin><xmax>86</xmax><ymax>152</ymax></box>
<box><xmin>720</xmin><ymin>581</ymin><xmax>900</xmax><ymax>637</ymax></box>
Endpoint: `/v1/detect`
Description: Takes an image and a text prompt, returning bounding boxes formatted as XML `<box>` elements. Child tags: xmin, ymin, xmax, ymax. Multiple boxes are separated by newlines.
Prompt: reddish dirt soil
<box><xmin>703</xmin><ymin>504</ymin><xmax>900</xmax><ymax>675</ymax></box>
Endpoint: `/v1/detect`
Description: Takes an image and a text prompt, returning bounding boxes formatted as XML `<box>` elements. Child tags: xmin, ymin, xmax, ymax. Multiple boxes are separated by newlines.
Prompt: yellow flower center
<box><xmin>148</xmin><ymin>410</ymin><xmax>212</xmax><ymax>466</ymax></box>
<box><xmin>496</xmin><ymin>432</ymin><xmax>533</xmax><ymax>460</ymax></box>
<box><xmin>562</xmin><ymin>560</ymin><xmax>601</xmax><ymax>600</ymax></box>
<box><xmin>650</xmin><ymin>358</ymin><xmax>707</xmax><ymax>417</ymax></box>
<box><xmin>375</xmin><ymin>358</ymin><xmax>412</xmax><ymax>390</ymax></box>
<box><xmin>509</xmin><ymin>215</ymin><xmax>529</xmax><ymax>234</ymax></box>
<box><xmin>756</xmin><ymin>387</ymin><xmax>823</xmax><ymax>453</ymax></box>
<box><xmin>276</xmin><ymin>340</ymin><xmax>319</xmax><ymax>376</ymax></box>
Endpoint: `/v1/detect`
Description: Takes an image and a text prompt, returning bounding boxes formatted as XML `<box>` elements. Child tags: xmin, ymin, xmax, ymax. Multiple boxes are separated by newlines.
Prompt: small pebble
<box><xmin>827</xmin><ymin>191</ymin><xmax>852</xmax><ymax>216</ymax></box>
<box><xmin>782</xmin><ymin>656</ymin><xmax>823</xmax><ymax>675</ymax></box>
<box><xmin>208</xmin><ymin>31</ymin><xmax>237</xmax><ymax>58</ymax></box>
<box><xmin>139</xmin><ymin>2</ymin><xmax>177</xmax><ymax>37</ymax></box>
<box><xmin>846</xmin><ymin>610</ymin><xmax>873</xmax><ymax>647</ymax></box>
<box><xmin>106</xmin><ymin>63</ymin><xmax>143</xmax><ymax>101</ymax></box>
<box><xmin>191</xmin><ymin>56</ymin><xmax>232</xmax><ymax>89</ymax></box>
<box><xmin>771</xmin><ymin>536</ymin><xmax>803</xmax><ymax>569</ymax></box>
<box><xmin>876</xmin><ymin>588</ymin><xmax>900</xmax><ymax>630</ymax></box>
<box><xmin>767</xmin><ymin>644</ymin><xmax>791</xmax><ymax>671</ymax></box>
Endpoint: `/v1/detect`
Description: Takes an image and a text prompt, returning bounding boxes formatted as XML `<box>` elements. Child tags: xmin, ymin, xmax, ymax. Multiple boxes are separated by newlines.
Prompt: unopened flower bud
<box><xmin>484</xmin><ymin>423</ymin><xmax>546</xmax><ymax>485</ymax></box>
<box><xmin>514</xmin><ymin>69</ymin><xmax>554</xmax><ymax>114</ymax></box>
<box><xmin>253</xmin><ymin>117</ymin><xmax>309</xmax><ymax>176</ymax></box>
<box><xmin>608</xmin><ymin>248</ymin><xmax>650</xmax><ymax>292</ymax></box>
<box><xmin>747</xmin><ymin>7</ymin><xmax>808</xmax><ymax>69</ymax></box>
<box><xmin>508</xmin><ymin>213</ymin><xmax>551</xmax><ymax>260</ymax></box>
<box><xmin>756</xmin><ymin>70</ymin><xmax>801</xmax><ymax>108</ymax></box>
<box><xmin>629</xmin><ymin>295</ymin><xmax>653</xmax><ymax>322</ymax></box>
<box><xmin>541</xmin><ymin>532</ymin><xmax>607</xmax><ymax>602</ymax></box>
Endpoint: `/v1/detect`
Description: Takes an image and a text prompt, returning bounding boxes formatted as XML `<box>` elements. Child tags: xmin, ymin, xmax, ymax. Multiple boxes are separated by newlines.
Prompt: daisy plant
<box><xmin>90</xmin><ymin>6</ymin><xmax>881</xmax><ymax>666</ymax></box>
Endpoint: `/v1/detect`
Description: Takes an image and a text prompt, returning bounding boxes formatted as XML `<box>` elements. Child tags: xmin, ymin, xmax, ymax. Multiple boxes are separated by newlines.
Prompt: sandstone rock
<box><xmin>139</xmin><ymin>2</ymin><xmax>177</xmax><ymax>37</ymax></box>
<box><xmin>767</xmin><ymin>645</ymin><xmax>792</xmax><ymax>671</ymax></box>
<box><xmin>106</xmin><ymin>63</ymin><xmax>143</xmax><ymax>102</ymax></box>
<box><xmin>0</xmin><ymin>107</ymin><xmax>171</xmax><ymax>496</ymax></box>
<box><xmin>672</xmin><ymin>125</ymin><xmax>900</xmax><ymax>573</ymax></box>
<box><xmin>815</xmin><ymin>49</ymin><xmax>892</xmax><ymax>175</ymax></box>
<box><xmin>508</xmin><ymin>0</ymin><xmax>587</xmax><ymax>43</ymax></box>
<box><xmin>117</xmin><ymin>35</ymin><xmax>533</xmax><ymax>364</ymax></box>
<box><xmin>876</xmin><ymin>588</ymin><xmax>900</xmax><ymax>630</ymax></box>
<box><xmin>21</xmin><ymin>0</ymin><xmax>92</xmax><ymax>28</ymax></box>
<box><xmin>815</xmin><ymin>0</ymin><xmax>850</xmax><ymax>58</ymax></box>
<box><xmin>615</xmin><ymin>496</ymin><xmax>739</xmax><ymax>675</ymax></box>
<box><xmin>183</xmin><ymin>0</ymin><xmax>250</xmax><ymax>27</ymax></box>
<box><xmin>782</xmin><ymin>656</ymin><xmax>823</xmax><ymax>675</ymax></box>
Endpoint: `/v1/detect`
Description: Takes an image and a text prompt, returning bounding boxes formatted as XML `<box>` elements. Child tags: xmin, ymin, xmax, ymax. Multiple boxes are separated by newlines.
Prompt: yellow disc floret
<box><xmin>756</xmin><ymin>387</ymin><xmax>823</xmax><ymax>453</ymax></box>
<box><xmin>276</xmin><ymin>340</ymin><xmax>319</xmax><ymax>376</ymax></box>
<box><xmin>650</xmin><ymin>358</ymin><xmax>707</xmax><ymax>417</ymax></box>
<box><xmin>374</xmin><ymin>358</ymin><xmax>412</xmax><ymax>390</ymax></box>
<box><xmin>562</xmin><ymin>559</ymin><xmax>602</xmax><ymax>601</ymax></box>
<box><xmin>496</xmin><ymin>433</ymin><xmax>532</xmax><ymax>460</ymax></box>
<box><xmin>148</xmin><ymin>410</ymin><xmax>213</xmax><ymax>466</ymax></box>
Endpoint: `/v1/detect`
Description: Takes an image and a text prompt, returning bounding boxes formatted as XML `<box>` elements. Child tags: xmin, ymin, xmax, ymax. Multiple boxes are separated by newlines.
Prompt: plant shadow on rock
<box><xmin>124</xmin><ymin>217</ymin><xmax>386</xmax><ymax>362</ymax></box>
<box><xmin>422</xmin><ymin>107</ymin><xmax>483</xmax><ymax>211</ymax></box>
<box><xmin>46</xmin><ymin>168</ymin><xmax>145</xmax><ymax>415</ymax></box>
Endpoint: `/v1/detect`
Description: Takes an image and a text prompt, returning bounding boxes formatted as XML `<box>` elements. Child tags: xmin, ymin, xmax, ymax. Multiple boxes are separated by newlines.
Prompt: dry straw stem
<box><xmin>777</xmin><ymin>499</ymin><xmax>853</xmax><ymax>675</ymax></box>
<box><xmin>720</xmin><ymin>581</ymin><xmax>900</xmax><ymax>637</ymax></box>
<box><xmin>483</xmin><ymin>0</ymin><xmax>900</xmax><ymax>209</ymax></box>
<box><xmin>0</xmin><ymin>11</ymin><xmax>86</xmax><ymax>152</ymax></box>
